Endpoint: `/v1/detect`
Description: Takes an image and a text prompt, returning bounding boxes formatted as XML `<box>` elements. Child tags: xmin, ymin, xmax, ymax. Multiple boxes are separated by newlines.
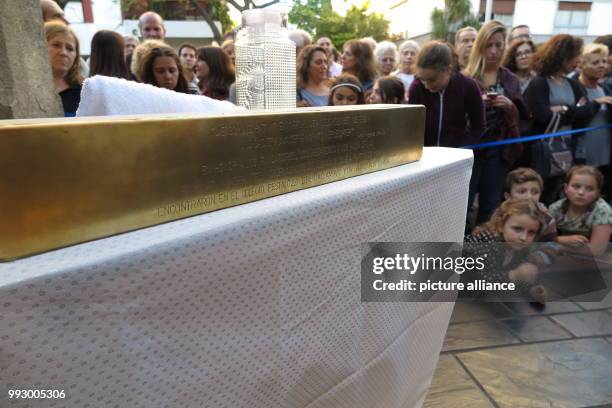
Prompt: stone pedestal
<box><xmin>0</xmin><ymin>0</ymin><xmax>63</xmax><ymax>119</ymax></box>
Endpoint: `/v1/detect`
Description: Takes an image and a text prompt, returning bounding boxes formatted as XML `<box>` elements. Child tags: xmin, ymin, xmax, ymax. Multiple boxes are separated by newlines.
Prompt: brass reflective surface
<box><xmin>0</xmin><ymin>105</ymin><xmax>424</xmax><ymax>260</ymax></box>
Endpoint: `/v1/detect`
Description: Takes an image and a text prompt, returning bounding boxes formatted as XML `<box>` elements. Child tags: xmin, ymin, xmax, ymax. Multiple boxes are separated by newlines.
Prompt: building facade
<box><xmin>376</xmin><ymin>0</ymin><xmax>611</xmax><ymax>43</ymax></box>
<box><xmin>64</xmin><ymin>0</ymin><xmax>221</xmax><ymax>55</ymax></box>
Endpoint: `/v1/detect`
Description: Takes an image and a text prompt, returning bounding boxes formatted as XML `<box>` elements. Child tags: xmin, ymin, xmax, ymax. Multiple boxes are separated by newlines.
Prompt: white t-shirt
<box><xmin>395</xmin><ymin>72</ymin><xmax>415</xmax><ymax>91</ymax></box>
<box><xmin>329</xmin><ymin>61</ymin><xmax>343</xmax><ymax>78</ymax></box>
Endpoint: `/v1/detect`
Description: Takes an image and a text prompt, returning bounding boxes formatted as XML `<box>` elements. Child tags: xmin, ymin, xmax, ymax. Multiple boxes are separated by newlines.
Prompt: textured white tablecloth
<box><xmin>0</xmin><ymin>147</ymin><xmax>473</xmax><ymax>408</ymax></box>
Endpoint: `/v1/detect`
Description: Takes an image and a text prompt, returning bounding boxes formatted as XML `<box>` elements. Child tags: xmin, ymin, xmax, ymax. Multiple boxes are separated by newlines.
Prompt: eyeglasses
<box><xmin>516</xmin><ymin>50</ymin><xmax>533</xmax><ymax>58</ymax></box>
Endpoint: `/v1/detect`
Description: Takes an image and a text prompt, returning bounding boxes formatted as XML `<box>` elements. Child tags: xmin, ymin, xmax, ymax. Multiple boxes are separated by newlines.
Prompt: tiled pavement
<box><xmin>424</xmin><ymin>296</ymin><xmax>612</xmax><ymax>408</ymax></box>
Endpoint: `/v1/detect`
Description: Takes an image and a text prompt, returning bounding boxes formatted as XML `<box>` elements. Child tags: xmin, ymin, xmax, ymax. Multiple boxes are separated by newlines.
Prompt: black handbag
<box><xmin>546</xmin><ymin>112</ymin><xmax>573</xmax><ymax>177</ymax></box>
<box><xmin>529</xmin><ymin>112</ymin><xmax>573</xmax><ymax>179</ymax></box>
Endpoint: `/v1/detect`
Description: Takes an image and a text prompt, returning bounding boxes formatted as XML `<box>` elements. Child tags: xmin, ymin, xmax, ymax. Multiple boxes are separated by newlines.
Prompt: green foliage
<box><xmin>289</xmin><ymin>0</ymin><xmax>390</xmax><ymax>50</ymax></box>
<box><xmin>209</xmin><ymin>0</ymin><xmax>233</xmax><ymax>33</ymax></box>
<box><xmin>431</xmin><ymin>0</ymin><xmax>481</xmax><ymax>43</ymax></box>
<box><xmin>150</xmin><ymin>0</ymin><xmax>189</xmax><ymax>20</ymax></box>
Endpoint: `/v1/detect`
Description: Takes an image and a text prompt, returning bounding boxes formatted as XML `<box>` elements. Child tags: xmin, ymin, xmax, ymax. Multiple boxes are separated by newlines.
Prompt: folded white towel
<box><xmin>77</xmin><ymin>76</ymin><xmax>244</xmax><ymax>117</ymax></box>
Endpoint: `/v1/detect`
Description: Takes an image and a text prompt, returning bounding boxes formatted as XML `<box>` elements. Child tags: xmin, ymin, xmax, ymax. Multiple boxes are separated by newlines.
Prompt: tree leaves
<box><xmin>289</xmin><ymin>0</ymin><xmax>390</xmax><ymax>49</ymax></box>
<box><xmin>430</xmin><ymin>0</ymin><xmax>481</xmax><ymax>43</ymax></box>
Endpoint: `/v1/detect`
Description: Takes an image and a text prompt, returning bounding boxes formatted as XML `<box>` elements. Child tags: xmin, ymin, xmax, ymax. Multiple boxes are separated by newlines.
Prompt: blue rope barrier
<box><xmin>461</xmin><ymin>123</ymin><xmax>612</xmax><ymax>149</ymax></box>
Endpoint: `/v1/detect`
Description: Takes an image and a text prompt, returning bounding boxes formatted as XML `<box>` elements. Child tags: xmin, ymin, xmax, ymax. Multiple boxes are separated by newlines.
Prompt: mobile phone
<box><xmin>486</xmin><ymin>92</ymin><xmax>499</xmax><ymax>99</ymax></box>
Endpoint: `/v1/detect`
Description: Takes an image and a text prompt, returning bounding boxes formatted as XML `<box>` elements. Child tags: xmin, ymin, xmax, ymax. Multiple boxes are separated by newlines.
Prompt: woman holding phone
<box><xmin>465</xmin><ymin>20</ymin><xmax>527</xmax><ymax>227</ymax></box>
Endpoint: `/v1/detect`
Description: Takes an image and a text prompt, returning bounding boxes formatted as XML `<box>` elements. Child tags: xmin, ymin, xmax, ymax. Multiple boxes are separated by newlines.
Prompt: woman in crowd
<box><xmin>331</xmin><ymin>47</ymin><xmax>341</xmax><ymax>65</ymax></box>
<box><xmin>328</xmin><ymin>74</ymin><xmax>365</xmax><ymax>106</ymax></box>
<box><xmin>195</xmin><ymin>46</ymin><xmax>235</xmax><ymax>100</ymax></box>
<box><xmin>178</xmin><ymin>43</ymin><xmax>200</xmax><ymax>94</ymax></box>
<box><xmin>524</xmin><ymin>34</ymin><xmax>604</xmax><ymax>203</ymax></box>
<box><xmin>408</xmin><ymin>41</ymin><xmax>484</xmax><ymax>147</ymax></box>
<box><xmin>89</xmin><ymin>30</ymin><xmax>130</xmax><ymax>80</ymax></box>
<box><xmin>502</xmin><ymin>39</ymin><xmax>536</xmax><ymax>94</ymax></box>
<box><xmin>394</xmin><ymin>40</ymin><xmax>420</xmax><ymax>98</ymax></box>
<box><xmin>367</xmin><ymin>76</ymin><xmax>404</xmax><ymax>104</ymax></box>
<box><xmin>575</xmin><ymin>45</ymin><xmax>612</xmax><ymax>172</ymax></box>
<box><xmin>138</xmin><ymin>45</ymin><xmax>191</xmax><ymax>94</ymax></box>
<box><xmin>296</xmin><ymin>45</ymin><xmax>330</xmax><ymax>107</ymax></box>
<box><xmin>221</xmin><ymin>39</ymin><xmax>235</xmax><ymax>66</ymax></box>
<box><xmin>341</xmin><ymin>39</ymin><xmax>376</xmax><ymax>92</ymax></box>
<box><xmin>123</xmin><ymin>35</ymin><xmax>139</xmax><ymax>61</ymax></box>
<box><xmin>465</xmin><ymin>20</ymin><xmax>527</xmax><ymax>225</ymax></box>
<box><xmin>45</xmin><ymin>21</ymin><xmax>83</xmax><ymax>116</ymax></box>
<box><xmin>374</xmin><ymin>41</ymin><xmax>398</xmax><ymax>77</ymax></box>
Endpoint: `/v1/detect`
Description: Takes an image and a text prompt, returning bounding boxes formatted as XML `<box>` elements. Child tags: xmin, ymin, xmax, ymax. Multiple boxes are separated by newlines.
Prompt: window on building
<box><xmin>554</xmin><ymin>1</ymin><xmax>591</xmax><ymax>35</ymax></box>
<box><xmin>479</xmin><ymin>0</ymin><xmax>516</xmax><ymax>21</ymax></box>
<box><xmin>493</xmin><ymin>13</ymin><xmax>514</xmax><ymax>27</ymax></box>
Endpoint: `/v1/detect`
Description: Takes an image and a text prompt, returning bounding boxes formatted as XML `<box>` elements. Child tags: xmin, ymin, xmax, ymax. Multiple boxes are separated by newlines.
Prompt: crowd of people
<box><xmin>39</xmin><ymin>1</ymin><xmax>612</xmax><ymax>301</ymax></box>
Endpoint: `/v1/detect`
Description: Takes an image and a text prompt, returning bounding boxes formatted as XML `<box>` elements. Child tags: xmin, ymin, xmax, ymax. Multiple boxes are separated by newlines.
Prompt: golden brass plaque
<box><xmin>0</xmin><ymin>105</ymin><xmax>424</xmax><ymax>260</ymax></box>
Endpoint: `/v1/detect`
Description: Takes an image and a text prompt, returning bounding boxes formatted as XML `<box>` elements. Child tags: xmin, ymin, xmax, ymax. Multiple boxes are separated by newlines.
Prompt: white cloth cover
<box><xmin>76</xmin><ymin>76</ymin><xmax>243</xmax><ymax>117</ymax></box>
<box><xmin>0</xmin><ymin>147</ymin><xmax>473</xmax><ymax>408</ymax></box>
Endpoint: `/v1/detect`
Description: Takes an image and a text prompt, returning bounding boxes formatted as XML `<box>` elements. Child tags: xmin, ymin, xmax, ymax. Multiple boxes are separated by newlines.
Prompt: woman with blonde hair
<box><xmin>465</xmin><ymin>20</ymin><xmax>527</xmax><ymax>225</ymax></box>
<box><xmin>45</xmin><ymin>21</ymin><xmax>83</xmax><ymax>116</ymax></box>
<box><xmin>575</xmin><ymin>44</ymin><xmax>612</xmax><ymax>171</ymax></box>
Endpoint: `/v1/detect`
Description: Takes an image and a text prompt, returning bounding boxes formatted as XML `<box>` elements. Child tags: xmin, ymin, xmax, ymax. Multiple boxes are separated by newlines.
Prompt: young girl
<box><xmin>367</xmin><ymin>76</ymin><xmax>405</xmax><ymax>104</ymax></box>
<box><xmin>138</xmin><ymin>46</ymin><xmax>191</xmax><ymax>94</ymax></box>
<box><xmin>549</xmin><ymin>166</ymin><xmax>612</xmax><ymax>257</ymax></box>
<box><xmin>464</xmin><ymin>198</ymin><xmax>548</xmax><ymax>303</ymax></box>
<box><xmin>408</xmin><ymin>41</ymin><xmax>484</xmax><ymax>148</ymax></box>
<box><xmin>328</xmin><ymin>74</ymin><xmax>365</xmax><ymax>106</ymax></box>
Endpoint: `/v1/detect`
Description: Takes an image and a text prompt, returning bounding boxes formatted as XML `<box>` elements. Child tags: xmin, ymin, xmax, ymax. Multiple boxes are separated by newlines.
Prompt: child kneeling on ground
<box><xmin>549</xmin><ymin>165</ymin><xmax>612</xmax><ymax>257</ymax></box>
<box><xmin>464</xmin><ymin>198</ymin><xmax>548</xmax><ymax>303</ymax></box>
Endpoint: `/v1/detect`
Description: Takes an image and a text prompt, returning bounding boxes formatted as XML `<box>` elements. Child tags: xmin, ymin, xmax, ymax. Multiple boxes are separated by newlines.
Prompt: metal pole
<box><xmin>484</xmin><ymin>0</ymin><xmax>493</xmax><ymax>23</ymax></box>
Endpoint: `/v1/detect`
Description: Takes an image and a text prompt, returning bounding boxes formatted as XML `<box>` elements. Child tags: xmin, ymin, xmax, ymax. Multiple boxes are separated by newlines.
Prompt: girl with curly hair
<box><xmin>465</xmin><ymin>198</ymin><xmax>549</xmax><ymax>303</ymax></box>
<box><xmin>502</xmin><ymin>39</ymin><xmax>536</xmax><ymax>95</ymax></box>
